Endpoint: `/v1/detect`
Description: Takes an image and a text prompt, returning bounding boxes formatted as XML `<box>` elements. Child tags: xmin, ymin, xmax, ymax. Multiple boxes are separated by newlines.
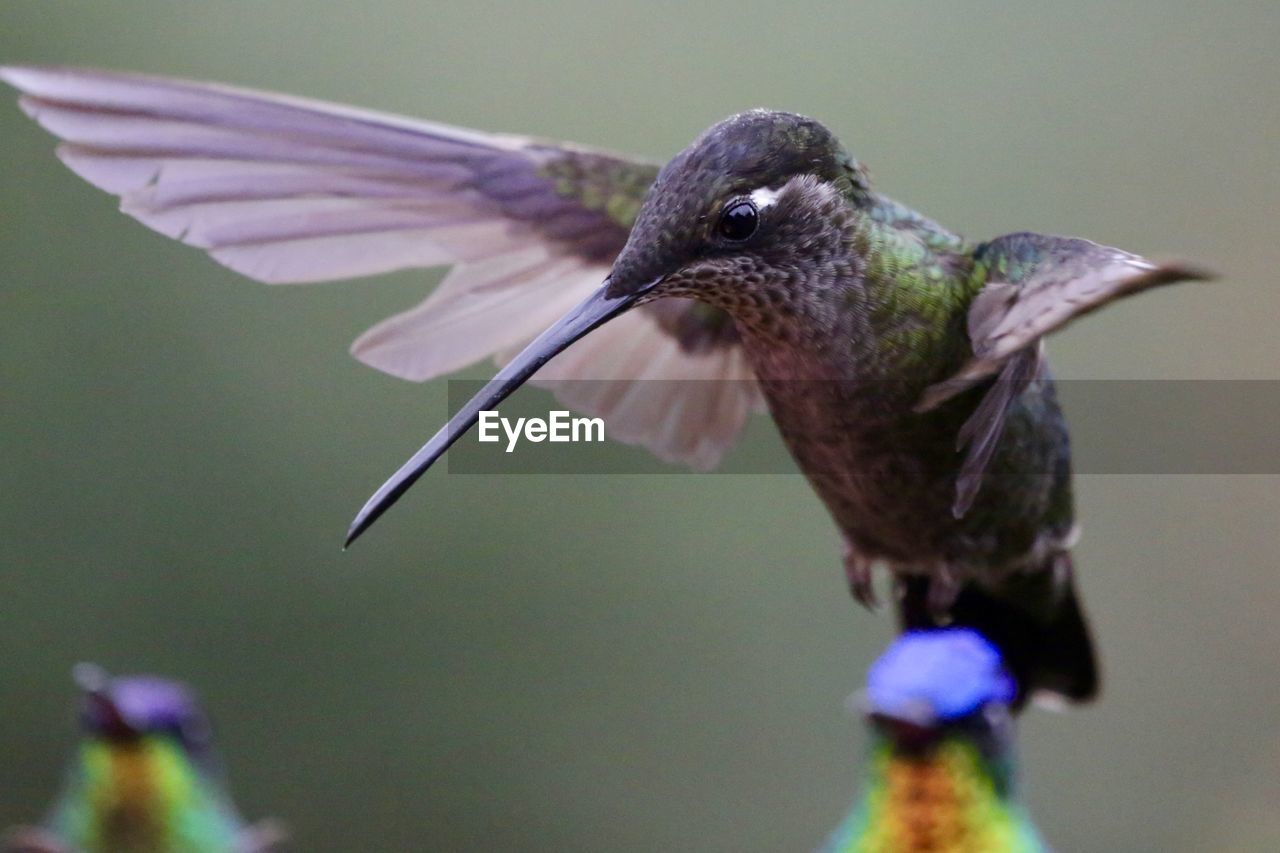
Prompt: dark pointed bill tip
<box><xmin>343</xmin><ymin>277</ymin><xmax>655</xmax><ymax>548</ymax></box>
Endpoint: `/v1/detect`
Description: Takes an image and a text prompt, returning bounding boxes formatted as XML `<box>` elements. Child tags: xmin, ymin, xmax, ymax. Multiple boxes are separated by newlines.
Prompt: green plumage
<box><xmin>40</xmin><ymin>737</ymin><xmax>247</xmax><ymax>853</ymax></box>
<box><xmin>539</xmin><ymin>150</ymin><xmax>658</xmax><ymax>232</ymax></box>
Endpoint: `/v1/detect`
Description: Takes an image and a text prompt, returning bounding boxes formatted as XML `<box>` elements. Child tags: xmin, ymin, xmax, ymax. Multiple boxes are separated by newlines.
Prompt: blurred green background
<box><xmin>2</xmin><ymin>2</ymin><xmax>1278</xmax><ymax>850</ymax></box>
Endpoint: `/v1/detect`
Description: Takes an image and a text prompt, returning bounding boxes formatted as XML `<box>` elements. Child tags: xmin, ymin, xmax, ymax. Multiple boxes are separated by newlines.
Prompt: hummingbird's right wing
<box><xmin>917</xmin><ymin>232</ymin><xmax>1211</xmax><ymax>516</ymax></box>
<box><xmin>1</xmin><ymin>66</ymin><xmax>762</xmax><ymax>470</ymax></box>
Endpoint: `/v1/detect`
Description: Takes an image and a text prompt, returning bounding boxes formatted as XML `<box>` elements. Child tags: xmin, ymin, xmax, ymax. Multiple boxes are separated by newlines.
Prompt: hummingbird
<box><xmin>2</xmin><ymin>67</ymin><xmax>1211</xmax><ymax>702</ymax></box>
<box><xmin>5</xmin><ymin>665</ymin><xmax>284</xmax><ymax>853</ymax></box>
<box><xmin>820</xmin><ymin>628</ymin><xmax>1046</xmax><ymax>853</ymax></box>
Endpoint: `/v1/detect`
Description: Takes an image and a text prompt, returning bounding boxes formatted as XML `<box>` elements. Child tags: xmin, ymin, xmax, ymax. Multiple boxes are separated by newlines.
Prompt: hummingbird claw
<box><xmin>851</xmin><ymin>576</ymin><xmax>879</xmax><ymax>609</ymax></box>
<box><xmin>926</xmin><ymin>565</ymin><xmax>962</xmax><ymax>623</ymax></box>
<box><xmin>843</xmin><ymin>541</ymin><xmax>879</xmax><ymax>609</ymax></box>
<box><xmin>1047</xmin><ymin>551</ymin><xmax>1075</xmax><ymax>607</ymax></box>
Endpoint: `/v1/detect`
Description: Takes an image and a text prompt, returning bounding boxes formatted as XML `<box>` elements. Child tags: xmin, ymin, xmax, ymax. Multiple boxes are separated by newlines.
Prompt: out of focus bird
<box><xmin>4</xmin><ymin>665</ymin><xmax>284</xmax><ymax>853</ymax></box>
<box><xmin>2</xmin><ymin>67</ymin><xmax>1212</xmax><ymax>700</ymax></box>
<box><xmin>821</xmin><ymin>629</ymin><xmax>1046</xmax><ymax>853</ymax></box>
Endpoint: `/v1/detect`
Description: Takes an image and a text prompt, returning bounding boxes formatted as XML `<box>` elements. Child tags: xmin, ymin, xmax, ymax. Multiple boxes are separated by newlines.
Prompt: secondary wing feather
<box><xmin>917</xmin><ymin>231</ymin><xmax>1212</xmax><ymax>514</ymax></box>
<box><xmin>919</xmin><ymin>233</ymin><xmax>1211</xmax><ymax>411</ymax></box>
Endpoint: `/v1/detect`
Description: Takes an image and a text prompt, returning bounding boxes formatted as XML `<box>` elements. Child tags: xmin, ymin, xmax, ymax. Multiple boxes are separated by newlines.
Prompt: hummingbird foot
<box><xmin>842</xmin><ymin>541</ymin><xmax>879</xmax><ymax>609</ymax></box>
<box><xmin>926</xmin><ymin>564</ymin><xmax>962</xmax><ymax>623</ymax></box>
<box><xmin>1046</xmin><ymin>551</ymin><xmax>1076</xmax><ymax>608</ymax></box>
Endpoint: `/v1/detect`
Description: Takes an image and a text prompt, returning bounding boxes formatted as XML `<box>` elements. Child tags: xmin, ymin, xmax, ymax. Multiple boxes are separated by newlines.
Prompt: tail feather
<box><xmin>897</xmin><ymin>560</ymin><xmax>1099</xmax><ymax>708</ymax></box>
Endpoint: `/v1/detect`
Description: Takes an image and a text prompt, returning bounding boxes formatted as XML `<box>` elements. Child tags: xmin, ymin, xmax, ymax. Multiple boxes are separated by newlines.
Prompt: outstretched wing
<box><xmin>1</xmin><ymin>65</ymin><xmax>762</xmax><ymax>468</ymax></box>
<box><xmin>918</xmin><ymin>232</ymin><xmax>1212</xmax><ymax>516</ymax></box>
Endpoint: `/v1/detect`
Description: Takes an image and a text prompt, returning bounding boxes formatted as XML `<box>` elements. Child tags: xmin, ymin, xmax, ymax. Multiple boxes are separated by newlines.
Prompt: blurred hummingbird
<box><xmin>2</xmin><ymin>67</ymin><xmax>1212</xmax><ymax>701</ymax></box>
<box><xmin>5</xmin><ymin>665</ymin><xmax>284</xmax><ymax>853</ymax></box>
<box><xmin>820</xmin><ymin>629</ymin><xmax>1046</xmax><ymax>853</ymax></box>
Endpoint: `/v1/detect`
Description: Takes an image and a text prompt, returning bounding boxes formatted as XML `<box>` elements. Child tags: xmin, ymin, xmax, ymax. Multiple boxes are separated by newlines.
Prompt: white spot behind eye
<box><xmin>749</xmin><ymin>186</ymin><xmax>782</xmax><ymax>210</ymax></box>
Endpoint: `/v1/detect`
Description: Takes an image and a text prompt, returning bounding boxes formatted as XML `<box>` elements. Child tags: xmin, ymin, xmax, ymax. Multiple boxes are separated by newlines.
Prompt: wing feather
<box><xmin>916</xmin><ymin>231</ymin><xmax>1211</xmax><ymax>514</ymax></box>
<box><xmin>920</xmin><ymin>233</ymin><xmax>1212</xmax><ymax>410</ymax></box>
<box><xmin>352</xmin><ymin>253</ymin><xmax>593</xmax><ymax>380</ymax></box>
<box><xmin>524</xmin><ymin>305</ymin><xmax>764</xmax><ymax>470</ymax></box>
<box><xmin>3</xmin><ymin>65</ymin><xmax>763</xmax><ymax>467</ymax></box>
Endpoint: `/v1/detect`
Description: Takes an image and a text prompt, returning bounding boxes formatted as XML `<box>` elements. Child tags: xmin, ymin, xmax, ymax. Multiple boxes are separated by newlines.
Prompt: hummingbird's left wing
<box><xmin>1</xmin><ymin>66</ymin><xmax>762</xmax><ymax>470</ymax></box>
<box><xmin>917</xmin><ymin>232</ymin><xmax>1211</xmax><ymax>515</ymax></box>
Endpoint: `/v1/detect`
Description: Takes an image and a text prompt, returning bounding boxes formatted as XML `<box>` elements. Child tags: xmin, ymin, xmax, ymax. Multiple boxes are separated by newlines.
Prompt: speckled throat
<box><xmin>692</xmin><ymin>194</ymin><xmax>1076</xmax><ymax>582</ymax></box>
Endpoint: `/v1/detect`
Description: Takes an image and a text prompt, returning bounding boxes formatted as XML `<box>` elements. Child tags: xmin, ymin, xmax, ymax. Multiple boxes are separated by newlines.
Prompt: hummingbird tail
<box><xmin>896</xmin><ymin>560</ymin><xmax>1099</xmax><ymax>708</ymax></box>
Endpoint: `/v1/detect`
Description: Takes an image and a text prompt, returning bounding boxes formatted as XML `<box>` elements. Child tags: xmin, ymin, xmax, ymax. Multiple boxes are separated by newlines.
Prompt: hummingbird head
<box><xmin>345</xmin><ymin>111</ymin><xmax>870</xmax><ymax>544</ymax></box>
<box><xmin>74</xmin><ymin>663</ymin><xmax>214</xmax><ymax>758</ymax></box>
<box><xmin>606</xmin><ymin>109</ymin><xmax>869</xmax><ymax>315</ymax></box>
<box><xmin>861</xmin><ymin>628</ymin><xmax>1017</xmax><ymax>756</ymax></box>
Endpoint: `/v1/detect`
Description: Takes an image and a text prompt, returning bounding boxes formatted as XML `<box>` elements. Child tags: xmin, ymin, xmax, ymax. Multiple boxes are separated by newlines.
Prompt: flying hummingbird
<box><xmin>2</xmin><ymin>67</ymin><xmax>1211</xmax><ymax>702</ymax></box>
<box><xmin>5</xmin><ymin>665</ymin><xmax>284</xmax><ymax>853</ymax></box>
<box><xmin>820</xmin><ymin>628</ymin><xmax>1046</xmax><ymax>853</ymax></box>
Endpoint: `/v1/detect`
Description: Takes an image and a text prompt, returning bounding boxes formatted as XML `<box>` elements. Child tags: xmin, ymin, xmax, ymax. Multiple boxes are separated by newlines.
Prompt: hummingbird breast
<box><xmin>741</xmin><ymin>327</ymin><xmax>1074</xmax><ymax>579</ymax></box>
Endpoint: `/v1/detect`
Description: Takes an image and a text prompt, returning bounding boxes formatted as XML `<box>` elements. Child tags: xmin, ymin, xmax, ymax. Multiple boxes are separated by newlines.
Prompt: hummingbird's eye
<box><xmin>718</xmin><ymin>199</ymin><xmax>759</xmax><ymax>241</ymax></box>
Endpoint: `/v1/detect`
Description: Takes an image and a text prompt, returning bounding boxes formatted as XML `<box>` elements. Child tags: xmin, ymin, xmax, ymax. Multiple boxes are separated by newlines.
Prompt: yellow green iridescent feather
<box><xmin>537</xmin><ymin>149</ymin><xmax>658</xmax><ymax>233</ymax></box>
<box><xmin>43</xmin><ymin>738</ymin><xmax>246</xmax><ymax>853</ymax></box>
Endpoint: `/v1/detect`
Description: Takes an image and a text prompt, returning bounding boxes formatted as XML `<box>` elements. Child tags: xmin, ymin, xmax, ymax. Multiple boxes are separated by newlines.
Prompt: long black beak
<box><xmin>345</xmin><ymin>278</ymin><xmax>654</xmax><ymax>547</ymax></box>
